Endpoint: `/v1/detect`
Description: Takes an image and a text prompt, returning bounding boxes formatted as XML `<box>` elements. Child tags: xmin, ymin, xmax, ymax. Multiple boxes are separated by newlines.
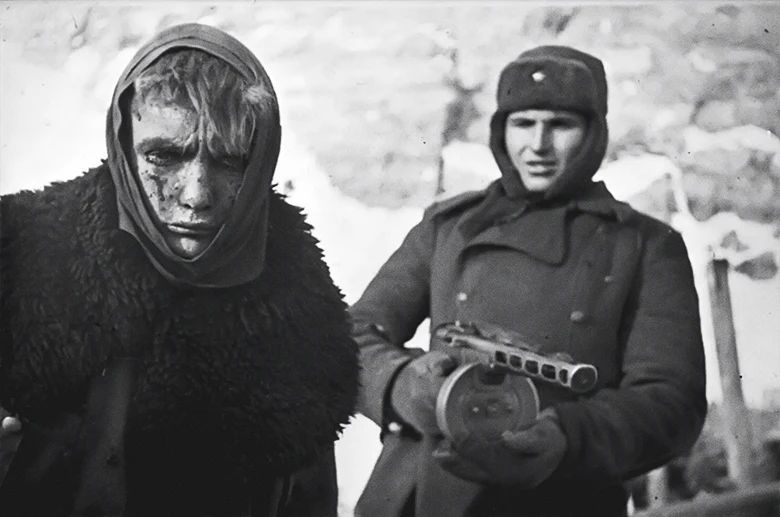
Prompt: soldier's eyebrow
<box><xmin>507</xmin><ymin>114</ymin><xmax>536</xmax><ymax>126</ymax></box>
<box><xmin>507</xmin><ymin>112</ymin><xmax>583</xmax><ymax>124</ymax></box>
<box><xmin>507</xmin><ymin>113</ymin><xmax>531</xmax><ymax>121</ymax></box>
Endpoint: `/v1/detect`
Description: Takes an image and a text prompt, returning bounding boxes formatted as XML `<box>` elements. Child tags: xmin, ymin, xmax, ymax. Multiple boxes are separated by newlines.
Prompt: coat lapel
<box><xmin>463</xmin><ymin>207</ymin><xmax>568</xmax><ymax>265</ymax></box>
<box><xmin>457</xmin><ymin>182</ymin><xmax>633</xmax><ymax>266</ymax></box>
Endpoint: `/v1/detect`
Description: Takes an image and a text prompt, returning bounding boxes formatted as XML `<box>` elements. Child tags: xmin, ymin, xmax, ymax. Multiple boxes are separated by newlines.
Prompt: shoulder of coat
<box><xmin>621</xmin><ymin>206</ymin><xmax>682</xmax><ymax>239</ymax></box>
<box><xmin>425</xmin><ymin>189</ymin><xmax>487</xmax><ymax>219</ymax></box>
<box><xmin>590</xmin><ymin>183</ymin><xmax>680</xmax><ymax>239</ymax></box>
<box><xmin>264</xmin><ymin>188</ymin><xmax>348</xmax><ymax>303</ymax></box>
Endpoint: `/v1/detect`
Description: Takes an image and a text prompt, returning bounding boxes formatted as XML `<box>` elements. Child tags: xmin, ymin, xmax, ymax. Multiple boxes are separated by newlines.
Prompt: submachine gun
<box><xmin>432</xmin><ymin>321</ymin><xmax>598</xmax><ymax>444</ymax></box>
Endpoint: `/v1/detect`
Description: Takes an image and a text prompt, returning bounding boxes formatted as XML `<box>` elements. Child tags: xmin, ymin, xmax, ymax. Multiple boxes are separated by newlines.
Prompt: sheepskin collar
<box><xmin>0</xmin><ymin>163</ymin><xmax>358</xmax><ymax>480</ymax></box>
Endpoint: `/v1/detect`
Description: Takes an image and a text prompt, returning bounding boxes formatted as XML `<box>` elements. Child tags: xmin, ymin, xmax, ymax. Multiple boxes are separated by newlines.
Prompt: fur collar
<box><xmin>0</xmin><ymin>163</ymin><xmax>358</xmax><ymax>478</ymax></box>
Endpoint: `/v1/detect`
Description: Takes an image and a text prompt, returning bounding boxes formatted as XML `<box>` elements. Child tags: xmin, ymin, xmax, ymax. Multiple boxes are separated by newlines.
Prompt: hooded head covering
<box><xmin>106</xmin><ymin>23</ymin><xmax>281</xmax><ymax>288</ymax></box>
<box><xmin>459</xmin><ymin>45</ymin><xmax>609</xmax><ymax>238</ymax></box>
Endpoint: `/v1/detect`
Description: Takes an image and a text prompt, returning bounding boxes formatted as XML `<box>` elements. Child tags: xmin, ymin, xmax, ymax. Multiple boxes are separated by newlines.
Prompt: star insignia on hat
<box><xmin>531</xmin><ymin>70</ymin><xmax>546</xmax><ymax>82</ymax></box>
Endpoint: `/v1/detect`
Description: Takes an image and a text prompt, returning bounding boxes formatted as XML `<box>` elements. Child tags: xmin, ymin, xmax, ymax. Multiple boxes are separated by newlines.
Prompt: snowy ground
<box><xmin>2</xmin><ymin>11</ymin><xmax>779</xmax><ymax>517</ymax></box>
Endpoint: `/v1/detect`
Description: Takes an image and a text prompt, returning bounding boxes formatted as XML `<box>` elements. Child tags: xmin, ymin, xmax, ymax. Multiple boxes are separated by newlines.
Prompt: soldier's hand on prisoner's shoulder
<box><xmin>433</xmin><ymin>407</ymin><xmax>567</xmax><ymax>488</ymax></box>
<box><xmin>390</xmin><ymin>350</ymin><xmax>460</xmax><ymax>435</ymax></box>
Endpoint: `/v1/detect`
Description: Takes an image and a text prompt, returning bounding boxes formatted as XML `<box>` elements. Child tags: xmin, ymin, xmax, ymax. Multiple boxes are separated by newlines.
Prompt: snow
<box><xmin>273</xmin><ymin>131</ymin><xmax>424</xmax><ymax>516</ymax></box>
<box><xmin>0</xmin><ymin>42</ymin><xmax>103</xmax><ymax>194</ymax></box>
<box><xmin>435</xmin><ymin>140</ymin><xmax>497</xmax><ymax>198</ymax></box>
<box><xmin>273</xmin><ymin>131</ymin><xmax>423</xmax><ymax>307</ymax></box>
<box><xmin>595</xmin><ymin>153</ymin><xmax>689</xmax><ymax>210</ymax></box>
<box><xmin>683</xmin><ymin>125</ymin><xmax>780</xmax><ymax>168</ymax></box>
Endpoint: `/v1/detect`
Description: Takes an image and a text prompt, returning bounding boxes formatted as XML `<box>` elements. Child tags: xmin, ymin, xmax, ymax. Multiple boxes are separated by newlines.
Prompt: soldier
<box><xmin>351</xmin><ymin>45</ymin><xmax>707</xmax><ymax>517</ymax></box>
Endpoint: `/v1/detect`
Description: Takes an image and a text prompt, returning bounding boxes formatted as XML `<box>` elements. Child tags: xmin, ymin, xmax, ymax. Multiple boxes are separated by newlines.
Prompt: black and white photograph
<box><xmin>1</xmin><ymin>2</ymin><xmax>779</xmax><ymax>516</ymax></box>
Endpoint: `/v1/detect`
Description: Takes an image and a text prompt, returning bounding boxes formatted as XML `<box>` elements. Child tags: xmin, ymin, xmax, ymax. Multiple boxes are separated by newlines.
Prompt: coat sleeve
<box><xmin>349</xmin><ymin>212</ymin><xmax>435</xmax><ymax>428</ymax></box>
<box><xmin>551</xmin><ymin>225</ymin><xmax>707</xmax><ymax>484</ymax></box>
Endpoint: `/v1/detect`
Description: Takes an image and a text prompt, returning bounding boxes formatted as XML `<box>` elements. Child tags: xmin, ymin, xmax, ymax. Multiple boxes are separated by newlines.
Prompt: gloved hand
<box><xmin>389</xmin><ymin>350</ymin><xmax>460</xmax><ymax>435</ymax></box>
<box><xmin>1</xmin><ymin>405</ymin><xmax>23</xmax><ymax>484</ymax></box>
<box><xmin>432</xmin><ymin>407</ymin><xmax>567</xmax><ymax>488</ymax></box>
<box><xmin>0</xmin><ymin>406</ymin><xmax>22</xmax><ymax>437</ymax></box>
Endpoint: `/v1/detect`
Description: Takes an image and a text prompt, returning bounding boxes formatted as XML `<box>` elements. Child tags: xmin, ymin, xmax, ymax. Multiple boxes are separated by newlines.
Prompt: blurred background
<box><xmin>2</xmin><ymin>1</ymin><xmax>779</xmax><ymax>515</ymax></box>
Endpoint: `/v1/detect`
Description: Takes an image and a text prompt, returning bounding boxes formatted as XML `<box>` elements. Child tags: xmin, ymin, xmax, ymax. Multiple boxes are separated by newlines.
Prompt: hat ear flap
<box><xmin>489</xmin><ymin>111</ymin><xmax>527</xmax><ymax>198</ymax></box>
<box><xmin>542</xmin><ymin>113</ymin><xmax>609</xmax><ymax>201</ymax></box>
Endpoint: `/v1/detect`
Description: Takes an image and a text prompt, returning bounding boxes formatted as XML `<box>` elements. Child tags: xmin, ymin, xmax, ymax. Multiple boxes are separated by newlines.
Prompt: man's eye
<box><xmin>144</xmin><ymin>149</ymin><xmax>182</xmax><ymax>165</ymax></box>
<box><xmin>550</xmin><ymin>119</ymin><xmax>578</xmax><ymax>129</ymax></box>
<box><xmin>510</xmin><ymin>119</ymin><xmax>535</xmax><ymax>128</ymax></box>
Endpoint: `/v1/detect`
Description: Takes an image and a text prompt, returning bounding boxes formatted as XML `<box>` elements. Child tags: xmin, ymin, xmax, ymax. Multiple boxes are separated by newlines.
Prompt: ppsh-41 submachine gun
<box><xmin>432</xmin><ymin>321</ymin><xmax>598</xmax><ymax>444</ymax></box>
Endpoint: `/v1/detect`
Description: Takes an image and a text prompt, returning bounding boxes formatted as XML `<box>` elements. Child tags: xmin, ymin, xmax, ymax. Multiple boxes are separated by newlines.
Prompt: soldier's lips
<box><xmin>525</xmin><ymin>162</ymin><xmax>557</xmax><ymax>175</ymax></box>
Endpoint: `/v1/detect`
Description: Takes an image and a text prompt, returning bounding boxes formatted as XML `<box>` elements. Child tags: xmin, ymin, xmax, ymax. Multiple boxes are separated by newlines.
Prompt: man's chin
<box><xmin>522</xmin><ymin>176</ymin><xmax>556</xmax><ymax>192</ymax></box>
<box><xmin>166</xmin><ymin>235</ymin><xmax>214</xmax><ymax>259</ymax></box>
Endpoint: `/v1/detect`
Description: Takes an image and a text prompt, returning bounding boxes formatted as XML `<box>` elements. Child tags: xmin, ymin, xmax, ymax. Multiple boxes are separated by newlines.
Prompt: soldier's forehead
<box><xmin>507</xmin><ymin>109</ymin><xmax>582</xmax><ymax>119</ymax></box>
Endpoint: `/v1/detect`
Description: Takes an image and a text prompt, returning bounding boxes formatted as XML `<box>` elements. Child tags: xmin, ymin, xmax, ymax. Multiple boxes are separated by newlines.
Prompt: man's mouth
<box><xmin>524</xmin><ymin>161</ymin><xmax>557</xmax><ymax>175</ymax></box>
<box><xmin>166</xmin><ymin>222</ymin><xmax>219</xmax><ymax>237</ymax></box>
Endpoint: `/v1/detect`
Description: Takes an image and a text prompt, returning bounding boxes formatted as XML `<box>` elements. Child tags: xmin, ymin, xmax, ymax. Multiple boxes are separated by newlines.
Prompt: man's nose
<box><xmin>178</xmin><ymin>160</ymin><xmax>214</xmax><ymax>210</ymax></box>
<box><xmin>530</xmin><ymin>123</ymin><xmax>551</xmax><ymax>153</ymax></box>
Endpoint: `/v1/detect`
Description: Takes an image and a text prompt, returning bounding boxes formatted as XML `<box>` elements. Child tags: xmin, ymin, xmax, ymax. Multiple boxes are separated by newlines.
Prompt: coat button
<box><xmin>371</xmin><ymin>323</ymin><xmax>389</xmax><ymax>339</ymax></box>
<box><xmin>456</xmin><ymin>292</ymin><xmax>468</xmax><ymax>303</ymax></box>
<box><xmin>570</xmin><ymin>310</ymin><xmax>586</xmax><ymax>323</ymax></box>
<box><xmin>106</xmin><ymin>451</ymin><xmax>121</xmax><ymax>467</ymax></box>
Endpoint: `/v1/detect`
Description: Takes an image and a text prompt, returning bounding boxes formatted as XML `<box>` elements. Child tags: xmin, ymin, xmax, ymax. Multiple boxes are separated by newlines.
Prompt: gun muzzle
<box><xmin>435</xmin><ymin>323</ymin><xmax>598</xmax><ymax>394</ymax></box>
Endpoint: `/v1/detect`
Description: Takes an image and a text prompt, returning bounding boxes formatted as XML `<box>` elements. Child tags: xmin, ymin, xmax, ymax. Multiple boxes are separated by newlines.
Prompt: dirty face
<box><xmin>127</xmin><ymin>97</ymin><xmax>245</xmax><ymax>259</ymax></box>
<box><xmin>504</xmin><ymin>109</ymin><xmax>587</xmax><ymax>192</ymax></box>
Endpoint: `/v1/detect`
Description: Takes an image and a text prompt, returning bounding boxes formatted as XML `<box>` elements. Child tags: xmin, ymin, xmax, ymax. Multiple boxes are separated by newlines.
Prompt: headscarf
<box><xmin>106</xmin><ymin>23</ymin><xmax>281</xmax><ymax>288</ymax></box>
<box><xmin>459</xmin><ymin>45</ymin><xmax>609</xmax><ymax>239</ymax></box>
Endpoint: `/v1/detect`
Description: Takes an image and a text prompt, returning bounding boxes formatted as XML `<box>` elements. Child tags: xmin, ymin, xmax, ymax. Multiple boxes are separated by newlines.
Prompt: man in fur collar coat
<box><xmin>351</xmin><ymin>45</ymin><xmax>707</xmax><ymax>517</ymax></box>
<box><xmin>0</xmin><ymin>23</ymin><xmax>358</xmax><ymax>517</ymax></box>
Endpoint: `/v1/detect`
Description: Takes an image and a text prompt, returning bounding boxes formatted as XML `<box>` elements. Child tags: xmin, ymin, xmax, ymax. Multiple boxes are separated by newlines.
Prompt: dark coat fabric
<box><xmin>0</xmin><ymin>163</ymin><xmax>359</xmax><ymax>517</ymax></box>
<box><xmin>350</xmin><ymin>182</ymin><xmax>707</xmax><ymax>517</ymax></box>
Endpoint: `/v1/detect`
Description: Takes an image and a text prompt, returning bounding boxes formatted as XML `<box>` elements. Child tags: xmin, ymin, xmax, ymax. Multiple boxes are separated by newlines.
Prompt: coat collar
<box><xmin>2</xmin><ymin>164</ymin><xmax>358</xmax><ymax>477</ymax></box>
<box><xmin>459</xmin><ymin>181</ymin><xmax>633</xmax><ymax>264</ymax></box>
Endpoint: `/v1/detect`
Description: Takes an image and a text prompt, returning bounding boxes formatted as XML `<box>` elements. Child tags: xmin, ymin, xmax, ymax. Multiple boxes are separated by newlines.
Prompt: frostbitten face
<box><xmin>504</xmin><ymin>109</ymin><xmax>587</xmax><ymax>192</ymax></box>
<box><xmin>127</xmin><ymin>96</ymin><xmax>244</xmax><ymax>259</ymax></box>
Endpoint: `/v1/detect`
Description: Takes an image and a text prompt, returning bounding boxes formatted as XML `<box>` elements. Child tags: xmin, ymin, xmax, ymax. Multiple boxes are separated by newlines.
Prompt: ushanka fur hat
<box><xmin>489</xmin><ymin>45</ymin><xmax>609</xmax><ymax>200</ymax></box>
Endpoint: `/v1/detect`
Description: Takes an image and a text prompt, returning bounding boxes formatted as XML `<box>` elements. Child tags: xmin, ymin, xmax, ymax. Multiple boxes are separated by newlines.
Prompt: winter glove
<box><xmin>0</xmin><ymin>406</ymin><xmax>23</xmax><ymax>485</ymax></box>
<box><xmin>432</xmin><ymin>407</ymin><xmax>567</xmax><ymax>488</ymax></box>
<box><xmin>389</xmin><ymin>350</ymin><xmax>460</xmax><ymax>435</ymax></box>
<box><xmin>0</xmin><ymin>407</ymin><xmax>22</xmax><ymax>436</ymax></box>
